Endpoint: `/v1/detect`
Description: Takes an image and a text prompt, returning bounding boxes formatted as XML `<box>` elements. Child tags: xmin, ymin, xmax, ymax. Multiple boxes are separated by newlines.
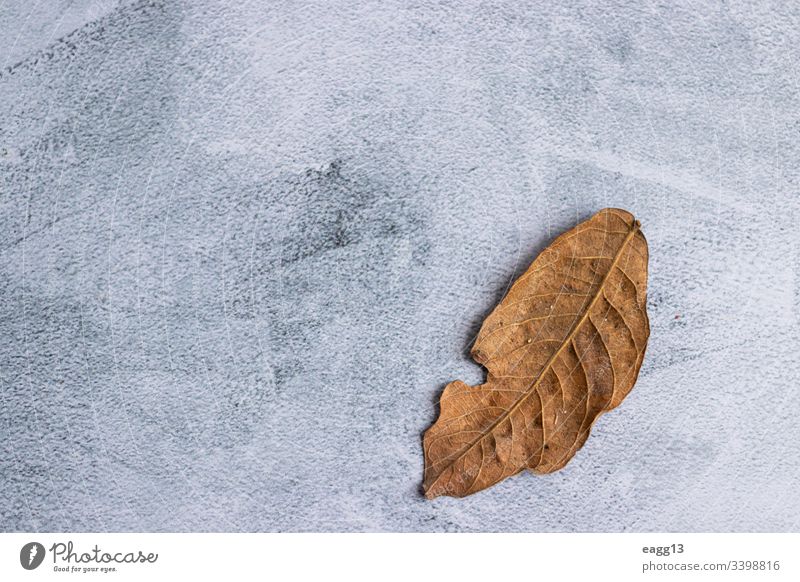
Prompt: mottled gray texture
<box><xmin>1</xmin><ymin>0</ymin><xmax>799</xmax><ymax>532</ymax></box>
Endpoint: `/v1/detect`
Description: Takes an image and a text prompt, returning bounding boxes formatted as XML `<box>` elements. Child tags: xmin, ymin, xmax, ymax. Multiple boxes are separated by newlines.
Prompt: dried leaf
<box><xmin>423</xmin><ymin>208</ymin><xmax>650</xmax><ymax>499</ymax></box>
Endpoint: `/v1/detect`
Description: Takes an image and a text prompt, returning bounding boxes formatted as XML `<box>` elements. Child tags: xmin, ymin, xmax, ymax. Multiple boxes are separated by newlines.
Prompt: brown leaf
<box><xmin>423</xmin><ymin>208</ymin><xmax>650</xmax><ymax>499</ymax></box>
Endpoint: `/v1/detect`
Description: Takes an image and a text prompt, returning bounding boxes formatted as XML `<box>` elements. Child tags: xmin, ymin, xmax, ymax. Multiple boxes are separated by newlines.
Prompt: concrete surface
<box><xmin>1</xmin><ymin>0</ymin><xmax>799</xmax><ymax>532</ymax></box>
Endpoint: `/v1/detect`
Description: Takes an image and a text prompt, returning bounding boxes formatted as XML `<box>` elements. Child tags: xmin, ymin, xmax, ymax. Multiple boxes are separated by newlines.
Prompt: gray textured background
<box><xmin>1</xmin><ymin>0</ymin><xmax>799</xmax><ymax>532</ymax></box>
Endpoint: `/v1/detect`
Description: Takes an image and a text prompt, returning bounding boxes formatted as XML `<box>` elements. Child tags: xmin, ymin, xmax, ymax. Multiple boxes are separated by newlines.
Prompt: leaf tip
<box><xmin>422</xmin><ymin>482</ymin><xmax>438</xmax><ymax>500</ymax></box>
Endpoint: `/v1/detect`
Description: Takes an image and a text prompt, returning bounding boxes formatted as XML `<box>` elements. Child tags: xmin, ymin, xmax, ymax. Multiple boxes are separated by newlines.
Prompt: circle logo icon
<box><xmin>20</xmin><ymin>542</ymin><xmax>45</xmax><ymax>570</ymax></box>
